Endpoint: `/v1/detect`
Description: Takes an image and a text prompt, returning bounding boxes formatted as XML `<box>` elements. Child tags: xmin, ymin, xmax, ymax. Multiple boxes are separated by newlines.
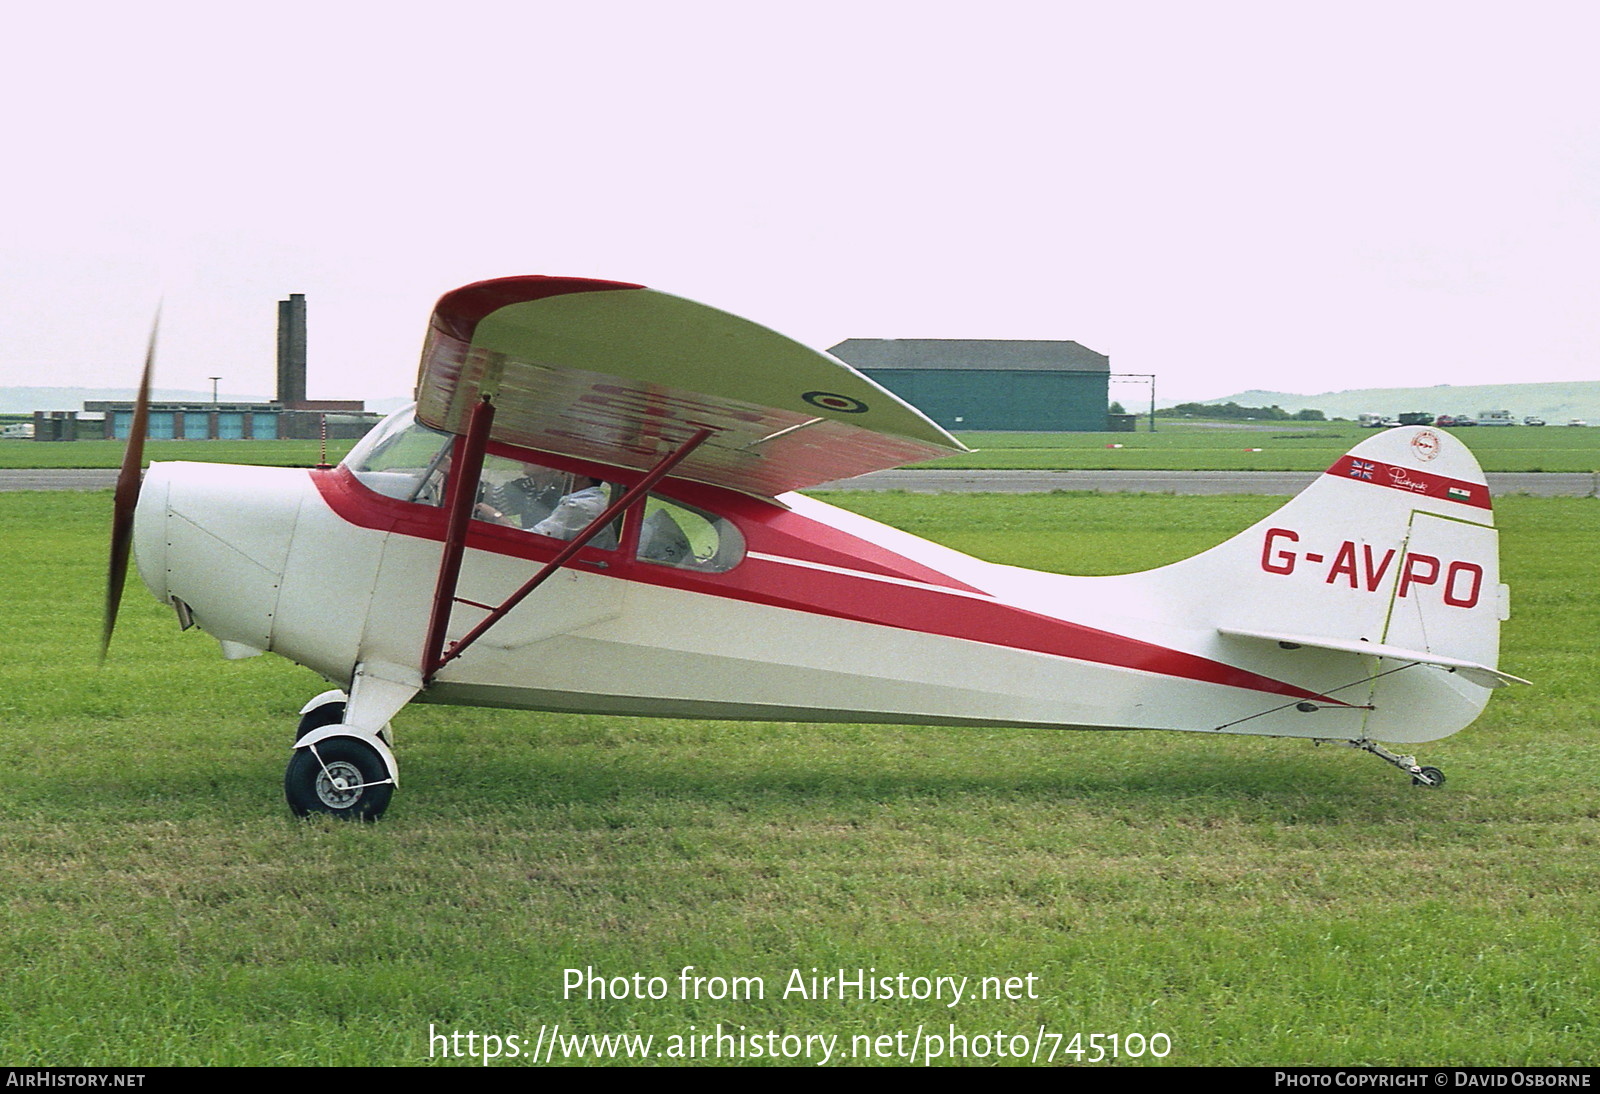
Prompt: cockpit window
<box><xmin>344</xmin><ymin>408</ymin><xmax>739</xmax><ymax>569</ymax></box>
<box><xmin>343</xmin><ymin>407</ymin><xmax>454</xmax><ymax>504</ymax></box>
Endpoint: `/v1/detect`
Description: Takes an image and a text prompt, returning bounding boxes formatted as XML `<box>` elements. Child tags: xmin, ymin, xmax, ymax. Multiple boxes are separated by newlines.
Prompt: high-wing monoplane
<box><xmin>103</xmin><ymin>276</ymin><xmax>1526</xmax><ymax>819</ymax></box>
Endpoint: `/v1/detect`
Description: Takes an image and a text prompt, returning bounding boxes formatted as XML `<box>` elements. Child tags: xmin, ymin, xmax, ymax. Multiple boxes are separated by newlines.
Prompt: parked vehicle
<box><xmin>1523</xmin><ymin>417</ymin><xmax>1546</xmax><ymax>426</ymax></box>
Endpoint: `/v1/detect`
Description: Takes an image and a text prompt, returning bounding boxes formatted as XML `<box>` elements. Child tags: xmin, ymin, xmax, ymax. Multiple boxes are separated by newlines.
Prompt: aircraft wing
<box><xmin>413</xmin><ymin>276</ymin><xmax>968</xmax><ymax>496</ymax></box>
<box><xmin>1217</xmin><ymin>627</ymin><xmax>1531</xmax><ymax>689</ymax></box>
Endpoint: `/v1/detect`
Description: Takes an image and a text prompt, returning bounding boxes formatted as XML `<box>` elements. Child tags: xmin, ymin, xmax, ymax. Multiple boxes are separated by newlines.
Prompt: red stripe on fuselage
<box><xmin>312</xmin><ymin>467</ymin><xmax>1340</xmax><ymax>704</ymax></box>
<box><xmin>699</xmin><ymin>557</ymin><xmax>1337</xmax><ymax>702</ymax></box>
<box><xmin>315</xmin><ymin>460</ymin><xmax>985</xmax><ymax>593</ymax></box>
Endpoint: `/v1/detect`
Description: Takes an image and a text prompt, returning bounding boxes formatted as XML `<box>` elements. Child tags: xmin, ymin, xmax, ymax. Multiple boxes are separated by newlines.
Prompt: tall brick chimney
<box><xmin>276</xmin><ymin>293</ymin><xmax>307</xmax><ymax>406</ymax></box>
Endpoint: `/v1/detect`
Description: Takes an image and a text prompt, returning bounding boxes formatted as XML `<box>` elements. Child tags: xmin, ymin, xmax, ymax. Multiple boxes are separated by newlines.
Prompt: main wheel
<box><xmin>295</xmin><ymin>701</ymin><xmax>346</xmax><ymax>743</ymax></box>
<box><xmin>1412</xmin><ymin>766</ymin><xmax>1446</xmax><ymax>788</ymax></box>
<box><xmin>285</xmin><ymin>736</ymin><xmax>394</xmax><ymax>821</ymax></box>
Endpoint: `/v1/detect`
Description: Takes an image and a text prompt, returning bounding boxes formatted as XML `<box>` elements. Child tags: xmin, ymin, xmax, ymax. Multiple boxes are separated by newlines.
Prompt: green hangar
<box><xmin>827</xmin><ymin>339</ymin><xmax>1111</xmax><ymax>432</ymax></box>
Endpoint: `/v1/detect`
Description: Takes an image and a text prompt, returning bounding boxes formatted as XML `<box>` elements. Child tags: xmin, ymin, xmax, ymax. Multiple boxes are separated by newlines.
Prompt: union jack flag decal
<box><xmin>1349</xmin><ymin>460</ymin><xmax>1376</xmax><ymax>480</ymax></box>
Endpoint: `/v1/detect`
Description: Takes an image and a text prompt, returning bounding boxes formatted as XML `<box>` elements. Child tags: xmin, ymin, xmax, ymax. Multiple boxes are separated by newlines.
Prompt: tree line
<box><xmin>1153</xmin><ymin>402</ymin><xmax>1326</xmax><ymax>421</ymax></box>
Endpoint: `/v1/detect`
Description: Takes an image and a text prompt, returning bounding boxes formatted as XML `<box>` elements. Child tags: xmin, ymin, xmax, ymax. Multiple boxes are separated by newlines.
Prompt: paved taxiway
<box><xmin>815</xmin><ymin>469</ymin><xmax>1598</xmax><ymax>497</ymax></box>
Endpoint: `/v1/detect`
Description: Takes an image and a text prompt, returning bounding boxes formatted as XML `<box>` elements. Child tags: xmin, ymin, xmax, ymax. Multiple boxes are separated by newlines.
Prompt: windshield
<box><xmin>341</xmin><ymin>405</ymin><xmax>454</xmax><ymax>503</ymax></box>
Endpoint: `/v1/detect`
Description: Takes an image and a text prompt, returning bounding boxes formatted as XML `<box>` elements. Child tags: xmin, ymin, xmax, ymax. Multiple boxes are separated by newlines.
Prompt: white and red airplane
<box><xmin>102</xmin><ymin>276</ymin><xmax>1526</xmax><ymax>819</ymax></box>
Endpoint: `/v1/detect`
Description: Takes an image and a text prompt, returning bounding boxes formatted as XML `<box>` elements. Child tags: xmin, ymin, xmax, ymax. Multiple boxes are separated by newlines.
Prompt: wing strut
<box><xmin>423</xmin><ymin>425</ymin><xmax>715</xmax><ymax>682</ymax></box>
<box><xmin>422</xmin><ymin>396</ymin><xmax>497</xmax><ymax>683</ymax></box>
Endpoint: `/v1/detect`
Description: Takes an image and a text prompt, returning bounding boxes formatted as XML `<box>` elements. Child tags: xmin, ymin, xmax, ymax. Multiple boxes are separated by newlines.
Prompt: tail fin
<box><xmin>1131</xmin><ymin>426</ymin><xmax>1518</xmax><ymax>744</ymax></box>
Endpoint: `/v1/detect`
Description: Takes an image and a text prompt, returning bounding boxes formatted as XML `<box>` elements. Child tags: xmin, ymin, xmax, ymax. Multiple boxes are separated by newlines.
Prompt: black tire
<box><xmin>285</xmin><ymin>736</ymin><xmax>394</xmax><ymax>821</ymax></box>
<box><xmin>294</xmin><ymin>701</ymin><xmax>346</xmax><ymax>743</ymax></box>
<box><xmin>1412</xmin><ymin>766</ymin><xmax>1446</xmax><ymax>788</ymax></box>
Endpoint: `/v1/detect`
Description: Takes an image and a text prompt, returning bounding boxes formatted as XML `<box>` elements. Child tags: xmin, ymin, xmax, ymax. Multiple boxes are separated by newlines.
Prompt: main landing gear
<box><xmin>1323</xmin><ymin>739</ymin><xmax>1446</xmax><ymax>787</ymax></box>
<box><xmin>285</xmin><ymin>690</ymin><xmax>399</xmax><ymax>821</ymax></box>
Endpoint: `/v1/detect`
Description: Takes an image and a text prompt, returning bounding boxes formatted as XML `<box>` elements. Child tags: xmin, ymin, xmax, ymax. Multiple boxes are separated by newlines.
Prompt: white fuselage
<box><xmin>135</xmin><ymin>421</ymin><xmax>1509</xmax><ymax>747</ymax></box>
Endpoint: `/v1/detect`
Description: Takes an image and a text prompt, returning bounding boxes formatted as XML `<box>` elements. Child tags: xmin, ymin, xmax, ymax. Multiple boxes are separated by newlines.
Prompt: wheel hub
<box><xmin>314</xmin><ymin>760</ymin><xmax>365</xmax><ymax>808</ymax></box>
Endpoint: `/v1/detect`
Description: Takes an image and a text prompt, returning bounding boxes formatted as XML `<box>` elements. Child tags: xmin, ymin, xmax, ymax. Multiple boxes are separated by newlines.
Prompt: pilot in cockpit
<box><xmin>481</xmin><ymin>463</ymin><xmax>565</xmax><ymax>528</ymax></box>
<box><xmin>532</xmin><ymin>475</ymin><xmax>610</xmax><ymax>541</ymax></box>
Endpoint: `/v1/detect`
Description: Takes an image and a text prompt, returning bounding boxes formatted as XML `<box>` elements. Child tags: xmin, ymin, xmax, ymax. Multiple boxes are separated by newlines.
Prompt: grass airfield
<box><xmin>0</xmin><ymin>488</ymin><xmax>1595</xmax><ymax>1067</ymax></box>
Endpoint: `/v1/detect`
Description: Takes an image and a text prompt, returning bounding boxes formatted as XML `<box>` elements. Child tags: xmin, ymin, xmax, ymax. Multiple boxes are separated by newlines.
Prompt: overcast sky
<box><xmin>3</xmin><ymin>1</ymin><xmax>1595</xmax><ymax>404</ymax></box>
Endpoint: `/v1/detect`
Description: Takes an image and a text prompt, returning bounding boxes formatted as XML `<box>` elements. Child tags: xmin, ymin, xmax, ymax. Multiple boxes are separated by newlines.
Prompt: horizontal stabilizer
<box><xmin>1218</xmin><ymin>627</ymin><xmax>1530</xmax><ymax>689</ymax></box>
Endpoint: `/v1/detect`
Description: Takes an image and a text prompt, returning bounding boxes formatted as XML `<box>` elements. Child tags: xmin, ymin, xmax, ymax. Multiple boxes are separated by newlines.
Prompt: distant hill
<box><xmin>0</xmin><ymin>387</ymin><xmax>413</xmax><ymax>416</ymax></box>
<box><xmin>1177</xmin><ymin>381</ymin><xmax>1600</xmax><ymax>422</ymax></box>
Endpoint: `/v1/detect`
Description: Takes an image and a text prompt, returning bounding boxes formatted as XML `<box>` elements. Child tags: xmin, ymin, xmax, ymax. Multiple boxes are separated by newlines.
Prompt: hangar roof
<box><xmin>829</xmin><ymin>339</ymin><xmax>1109</xmax><ymax>373</ymax></box>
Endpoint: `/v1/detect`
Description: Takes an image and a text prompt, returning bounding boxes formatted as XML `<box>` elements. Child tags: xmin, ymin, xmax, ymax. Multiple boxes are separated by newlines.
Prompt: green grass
<box><xmin>0</xmin><ymin>491</ymin><xmax>1595</xmax><ymax>1066</ymax></box>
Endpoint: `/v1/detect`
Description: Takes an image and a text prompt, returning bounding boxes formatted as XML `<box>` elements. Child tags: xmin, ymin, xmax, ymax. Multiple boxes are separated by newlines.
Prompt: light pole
<box><xmin>1110</xmin><ymin>373</ymin><xmax>1157</xmax><ymax>432</ymax></box>
<box><xmin>209</xmin><ymin>377</ymin><xmax>221</xmax><ymax>403</ymax></box>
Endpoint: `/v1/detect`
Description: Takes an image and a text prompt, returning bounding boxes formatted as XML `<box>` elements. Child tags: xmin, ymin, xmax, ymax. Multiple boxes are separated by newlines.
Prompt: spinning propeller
<box><xmin>100</xmin><ymin>318</ymin><xmax>157</xmax><ymax>664</ymax></box>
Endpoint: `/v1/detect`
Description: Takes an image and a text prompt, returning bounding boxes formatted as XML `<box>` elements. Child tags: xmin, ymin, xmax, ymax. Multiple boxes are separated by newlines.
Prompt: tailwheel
<box><xmin>1411</xmin><ymin>766</ymin><xmax>1446</xmax><ymax>788</ymax></box>
<box><xmin>1327</xmin><ymin>739</ymin><xmax>1447</xmax><ymax>788</ymax></box>
<box><xmin>286</xmin><ymin>735</ymin><xmax>394</xmax><ymax>821</ymax></box>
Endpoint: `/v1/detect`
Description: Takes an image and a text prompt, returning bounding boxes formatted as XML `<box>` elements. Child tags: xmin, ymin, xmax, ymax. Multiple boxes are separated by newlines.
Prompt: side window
<box><xmin>473</xmin><ymin>456</ymin><xmax>618</xmax><ymax>549</ymax></box>
<box><xmin>635</xmin><ymin>496</ymin><xmax>743</xmax><ymax>572</ymax></box>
